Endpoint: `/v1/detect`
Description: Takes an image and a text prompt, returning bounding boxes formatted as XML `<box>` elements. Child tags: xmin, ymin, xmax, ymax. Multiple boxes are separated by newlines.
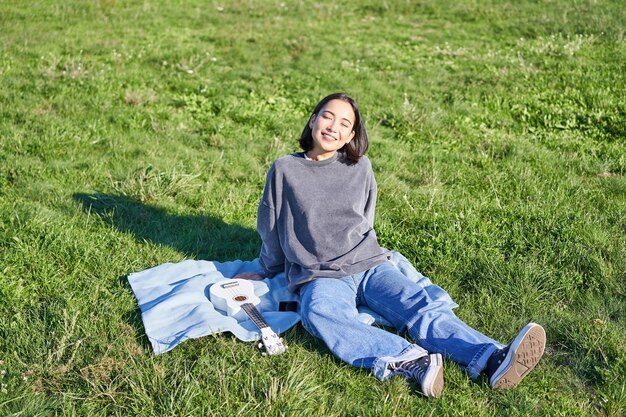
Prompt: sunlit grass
<box><xmin>1</xmin><ymin>0</ymin><xmax>624</xmax><ymax>415</ymax></box>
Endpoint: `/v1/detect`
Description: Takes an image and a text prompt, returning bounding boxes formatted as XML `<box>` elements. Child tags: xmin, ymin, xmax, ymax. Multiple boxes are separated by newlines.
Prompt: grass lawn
<box><xmin>1</xmin><ymin>0</ymin><xmax>625</xmax><ymax>415</ymax></box>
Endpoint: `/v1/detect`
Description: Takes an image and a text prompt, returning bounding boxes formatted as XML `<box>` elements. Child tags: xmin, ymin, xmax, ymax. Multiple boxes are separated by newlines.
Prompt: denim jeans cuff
<box><xmin>465</xmin><ymin>343</ymin><xmax>500</xmax><ymax>380</ymax></box>
<box><xmin>371</xmin><ymin>344</ymin><xmax>429</xmax><ymax>381</ymax></box>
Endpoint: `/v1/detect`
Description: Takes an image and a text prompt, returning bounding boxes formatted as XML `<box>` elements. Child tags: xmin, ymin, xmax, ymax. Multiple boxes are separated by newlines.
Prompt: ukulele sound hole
<box><xmin>234</xmin><ymin>295</ymin><xmax>248</xmax><ymax>302</ymax></box>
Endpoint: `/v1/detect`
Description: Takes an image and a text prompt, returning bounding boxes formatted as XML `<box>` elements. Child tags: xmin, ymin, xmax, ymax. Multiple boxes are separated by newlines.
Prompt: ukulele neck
<box><xmin>241</xmin><ymin>303</ymin><xmax>270</xmax><ymax>330</ymax></box>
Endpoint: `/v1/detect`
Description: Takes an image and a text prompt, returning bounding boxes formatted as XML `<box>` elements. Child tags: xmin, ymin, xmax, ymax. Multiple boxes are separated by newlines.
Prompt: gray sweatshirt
<box><xmin>257</xmin><ymin>152</ymin><xmax>390</xmax><ymax>292</ymax></box>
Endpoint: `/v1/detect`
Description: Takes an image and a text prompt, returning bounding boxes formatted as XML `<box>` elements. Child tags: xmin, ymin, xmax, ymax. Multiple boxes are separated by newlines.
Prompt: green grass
<box><xmin>1</xmin><ymin>0</ymin><xmax>625</xmax><ymax>415</ymax></box>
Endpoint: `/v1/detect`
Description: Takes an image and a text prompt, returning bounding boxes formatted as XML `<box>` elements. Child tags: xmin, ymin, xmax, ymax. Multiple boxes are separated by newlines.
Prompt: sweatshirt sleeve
<box><xmin>257</xmin><ymin>165</ymin><xmax>285</xmax><ymax>277</ymax></box>
<box><xmin>364</xmin><ymin>168</ymin><xmax>378</xmax><ymax>228</ymax></box>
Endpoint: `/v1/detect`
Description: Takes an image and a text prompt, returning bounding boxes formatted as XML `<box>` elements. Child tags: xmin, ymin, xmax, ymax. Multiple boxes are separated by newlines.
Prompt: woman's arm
<box><xmin>364</xmin><ymin>169</ymin><xmax>378</xmax><ymax>227</ymax></box>
<box><xmin>256</xmin><ymin>164</ymin><xmax>286</xmax><ymax>278</ymax></box>
<box><xmin>257</xmin><ymin>201</ymin><xmax>285</xmax><ymax>277</ymax></box>
<box><xmin>233</xmin><ymin>271</ymin><xmax>264</xmax><ymax>280</ymax></box>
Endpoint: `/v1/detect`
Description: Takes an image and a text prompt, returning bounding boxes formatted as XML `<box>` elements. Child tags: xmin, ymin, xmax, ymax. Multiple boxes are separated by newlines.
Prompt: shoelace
<box><xmin>389</xmin><ymin>356</ymin><xmax>430</xmax><ymax>381</ymax></box>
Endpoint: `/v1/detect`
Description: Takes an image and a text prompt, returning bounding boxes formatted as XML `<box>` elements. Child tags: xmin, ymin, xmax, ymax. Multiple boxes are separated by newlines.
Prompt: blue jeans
<box><xmin>300</xmin><ymin>261</ymin><xmax>504</xmax><ymax>379</ymax></box>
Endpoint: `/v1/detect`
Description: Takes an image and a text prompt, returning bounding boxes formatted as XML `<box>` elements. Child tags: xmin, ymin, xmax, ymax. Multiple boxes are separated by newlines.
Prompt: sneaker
<box><xmin>387</xmin><ymin>353</ymin><xmax>444</xmax><ymax>398</ymax></box>
<box><xmin>486</xmin><ymin>323</ymin><xmax>546</xmax><ymax>389</ymax></box>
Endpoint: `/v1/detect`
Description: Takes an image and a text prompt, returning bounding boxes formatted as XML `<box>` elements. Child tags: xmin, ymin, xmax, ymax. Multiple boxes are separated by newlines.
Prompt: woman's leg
<box><xmin>300</xmin><ymin>274</ymin><xmax>425</xmax><ymax>369</ymax></box>
<box><xmin>359</xmin><ymin>262</ymin><xmax>503</xmax><ymax>379</ymax></box>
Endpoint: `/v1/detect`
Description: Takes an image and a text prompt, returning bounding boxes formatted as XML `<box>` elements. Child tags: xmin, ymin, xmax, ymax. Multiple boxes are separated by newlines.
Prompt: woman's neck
<box><xmin>305</xmin><ymin>150</ymin><xmax>337</xmax><ymax>161</ymax></box>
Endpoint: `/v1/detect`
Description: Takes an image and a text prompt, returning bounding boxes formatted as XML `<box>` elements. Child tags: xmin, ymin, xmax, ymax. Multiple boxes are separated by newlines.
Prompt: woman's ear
<box><xmin>308</xmin><ymin>114</ymin><xmax>316</xmax><ymax>129</ymax></box>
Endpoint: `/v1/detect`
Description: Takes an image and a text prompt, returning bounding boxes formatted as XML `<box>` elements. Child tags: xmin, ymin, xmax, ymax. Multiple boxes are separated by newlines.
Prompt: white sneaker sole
<box><xmin>422</xmin><ymin>353</ymin><xmax>444</xmax><ymax>398</ymax></box>
<box><xmin>489</xmin><ymin>323</ymin><xmax>546</xmax><ymax>389</ymax></box>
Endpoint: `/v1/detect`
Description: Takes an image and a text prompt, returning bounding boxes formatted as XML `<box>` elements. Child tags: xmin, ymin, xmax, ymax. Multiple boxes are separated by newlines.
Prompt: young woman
<box><xmin>237</xmin><ymin>93</ymin><xmax>546</xmax><ymax>398</ymax></box>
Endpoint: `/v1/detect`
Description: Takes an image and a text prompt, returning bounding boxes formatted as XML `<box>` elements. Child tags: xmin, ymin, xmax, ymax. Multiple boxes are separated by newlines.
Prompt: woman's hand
<box><xmin>233</xmin><ymin>272</ymin><xmax>265</xmax><ymax>281</ymax></box>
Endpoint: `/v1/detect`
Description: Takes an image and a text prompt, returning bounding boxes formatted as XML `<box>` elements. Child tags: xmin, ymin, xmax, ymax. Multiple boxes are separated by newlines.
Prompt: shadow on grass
<box><xmin>73</xmin><ymin>193</ymin><xmax>260</xmax><ymax>261</ymax></box>
<box><xmin>73</xmin><ymin>192</ymin><xmax>263</xmax><ymax>354</ymax></box>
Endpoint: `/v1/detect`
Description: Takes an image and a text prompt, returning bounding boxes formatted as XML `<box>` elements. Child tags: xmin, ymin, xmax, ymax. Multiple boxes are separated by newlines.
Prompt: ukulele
<box><xmin>209</xmin><ymin>278</ymin><xmax>286</xmax><ymax>355</ymax></box>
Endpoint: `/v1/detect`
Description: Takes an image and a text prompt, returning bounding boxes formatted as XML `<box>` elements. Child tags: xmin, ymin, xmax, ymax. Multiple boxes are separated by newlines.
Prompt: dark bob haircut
<box><xmin>299</xmin><ymin>92</ymin><xmax>368</xmax><ymax>163</ymax></box>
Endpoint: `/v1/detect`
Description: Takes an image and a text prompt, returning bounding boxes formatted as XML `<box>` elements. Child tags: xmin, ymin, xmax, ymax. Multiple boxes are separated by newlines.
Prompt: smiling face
<box><xmin>306</xmin><ymin>99</ymin><xmax>356</xmax><ymax>161</ymax></box>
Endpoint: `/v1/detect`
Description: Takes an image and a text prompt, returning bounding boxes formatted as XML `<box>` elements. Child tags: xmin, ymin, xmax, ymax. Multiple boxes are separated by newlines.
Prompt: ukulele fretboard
<box><xmin>241</xmin><ymin>303</ymin><xmax>269</xmax><ymax>330</ymax></box>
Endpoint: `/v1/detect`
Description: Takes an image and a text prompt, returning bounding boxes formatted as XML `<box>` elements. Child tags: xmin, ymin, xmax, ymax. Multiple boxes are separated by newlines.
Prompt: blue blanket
<box><xmin>128</xmin><ymin>251</ymin><xmax>457</xmax><ymax>354</ymax></box>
